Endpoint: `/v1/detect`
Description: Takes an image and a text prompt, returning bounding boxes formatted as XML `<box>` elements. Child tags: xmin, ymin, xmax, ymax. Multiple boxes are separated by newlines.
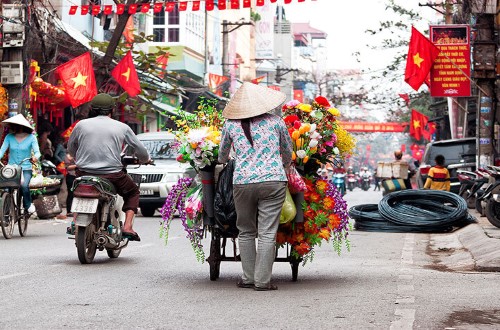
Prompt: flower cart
<box><xmin>30</xmin><ymin>170</ymin><xmax>63</xmax><ymax>219</ymax></box>
<box><xmin>160</xmin><ymin>96</ymin><xmax>355</xmax><ymax>281</ymax></box>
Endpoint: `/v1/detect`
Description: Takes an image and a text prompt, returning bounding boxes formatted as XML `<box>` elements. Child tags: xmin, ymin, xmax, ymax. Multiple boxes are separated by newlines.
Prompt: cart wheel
<box><xmin>208</xmin><ymin>235</ymin><xmax>221</xmax><ymax>281</ymax></box>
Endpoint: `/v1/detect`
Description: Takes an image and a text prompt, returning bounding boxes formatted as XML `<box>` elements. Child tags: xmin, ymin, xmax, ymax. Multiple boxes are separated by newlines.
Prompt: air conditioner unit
<box><xmin>1</xmin><ymin>4</ymin><xmax>25</xmax><ymax>48</ymax></box>
<box><xmin>0</xmin><ymin>62</ymin><xmax>23</xmax><ymax>85</ymax></box>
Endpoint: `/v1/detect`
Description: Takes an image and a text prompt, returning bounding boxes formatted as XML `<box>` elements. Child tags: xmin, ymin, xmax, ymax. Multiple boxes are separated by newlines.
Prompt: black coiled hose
<box><xmin>350</xmin><ymin>190</ymin><xmax>476</xmax><ymax>233</ymax></box>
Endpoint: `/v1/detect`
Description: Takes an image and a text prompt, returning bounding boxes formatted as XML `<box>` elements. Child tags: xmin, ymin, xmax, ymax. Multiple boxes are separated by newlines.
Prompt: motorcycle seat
<box><xmin>76</xmin><ymin>176</ymin><xmax>117</xmax><ymax>195</ymax></box>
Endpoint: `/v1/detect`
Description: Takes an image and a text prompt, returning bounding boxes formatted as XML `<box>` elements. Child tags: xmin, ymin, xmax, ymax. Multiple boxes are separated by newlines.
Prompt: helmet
<box><xmin>89</xmin><ymin>93</ymin><xmax>115</xmax><ymax>117</ymax></box>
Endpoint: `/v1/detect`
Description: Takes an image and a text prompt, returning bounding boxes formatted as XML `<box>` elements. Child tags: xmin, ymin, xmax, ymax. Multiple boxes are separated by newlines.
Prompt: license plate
<box><xmin>71</xmin><ymin>198</ymin><xmax>99</xmax><ymax>213</ymax></box>
<box><xmin>140</xmin><ymin>189</ymin><xmax>154</xmax><ymax>196</ymax></box>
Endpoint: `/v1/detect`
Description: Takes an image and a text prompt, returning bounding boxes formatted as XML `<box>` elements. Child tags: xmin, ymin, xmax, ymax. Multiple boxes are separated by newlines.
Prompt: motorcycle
<box><xmin>361</xmin><ymin>173</ymin><xmax>371</xmax><ymax>191</ymax></box>
<box><xmin>332</xmin><ymin>173</ymin><xmax>346</xmax><ymax>196</ymax></box>
<box><xmin>457</xmin><ymin>169</ymin><xmax>483</xmax><ymax>209</ymax></box>
<box><xmin>468</xmin><ymin>167</ymin><xmax>495</xmax><ymax>216</ymax></box>
<box><xmin>347</xmin><ymin>173</ymin><xmax>356</xmax><ymax>191</ymax></box>
<box><xmin>476</xmin><ymin>165</ymin><xmax>500</xmax><ymax>228</ymax></box>
<box><xmin>67</xmin><ymin>156</ymin><xmax>148</xmax><ymax>264</ymax></box>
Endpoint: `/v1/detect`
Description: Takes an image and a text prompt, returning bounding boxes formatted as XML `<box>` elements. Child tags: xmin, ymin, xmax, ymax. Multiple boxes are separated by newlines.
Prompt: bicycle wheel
<box><xmin>0</xmin><ymin>192</ymin><xmax>15</xmax><ymax>239</ymax></box>
<box><xmin>17</xmin><ymin>192</ymin><xmax>28</xmax><ymax>237</ymax></box>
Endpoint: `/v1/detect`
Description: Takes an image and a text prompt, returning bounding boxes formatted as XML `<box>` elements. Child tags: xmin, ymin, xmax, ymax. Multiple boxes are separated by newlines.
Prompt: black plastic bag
<box><xmin>214</xmin><ymin>159</ymin><xmax>238</xmax><ymax>237</ymax></box>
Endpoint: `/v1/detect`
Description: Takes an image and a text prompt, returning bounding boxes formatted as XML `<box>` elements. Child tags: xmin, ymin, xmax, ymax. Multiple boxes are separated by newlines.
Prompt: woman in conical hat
<box><xmin>0</xmin><ymin>113</ymin><xmax>41</xmax><ymax>214</ymax></box>
<box><xmin>218</xmin><ymin>82</ymin><xmax>293</xmax><ymax>291</ymax></box>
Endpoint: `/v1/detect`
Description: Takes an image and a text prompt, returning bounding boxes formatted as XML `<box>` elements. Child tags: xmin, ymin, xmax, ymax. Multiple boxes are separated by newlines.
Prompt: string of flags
<box><xmin>69</xmin><ymin>0</ymin><xmax>307</xmax><ymax>15</ymax></box>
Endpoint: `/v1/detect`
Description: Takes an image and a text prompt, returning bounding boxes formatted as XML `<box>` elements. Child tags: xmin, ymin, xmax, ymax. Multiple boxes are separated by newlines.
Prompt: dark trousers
<box><xmin>76</xmin><ymin>170</ymin><xmax>140</xmax><ymax>214</ymax></box>
<box><xmin>65</xmin><ymin>174</ymin><xmax>76</xmax><ymax>213</ymax></box>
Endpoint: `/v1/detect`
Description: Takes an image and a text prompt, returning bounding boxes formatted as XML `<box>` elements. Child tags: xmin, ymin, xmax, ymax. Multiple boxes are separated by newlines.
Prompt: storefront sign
<box><xmin>430</xmin><ymin>25</ymin><xmax>471</xmax><ymax>97</ymax></box>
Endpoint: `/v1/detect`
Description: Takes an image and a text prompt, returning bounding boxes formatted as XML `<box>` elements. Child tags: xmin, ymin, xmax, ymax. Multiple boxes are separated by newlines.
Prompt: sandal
<box><xmin>236</xmin><ymin>279</ymin><xmax>254</xmax><ymax>289</ymax></box>
<box><xmin>254</xmin><ymin>284</ymin><xmax>278</xmax><ymax>291</ymax></box>
<box><xmin>122</xmin><ymin>231</ymin><xmax>141</xmax><ymax>242</ymax></box>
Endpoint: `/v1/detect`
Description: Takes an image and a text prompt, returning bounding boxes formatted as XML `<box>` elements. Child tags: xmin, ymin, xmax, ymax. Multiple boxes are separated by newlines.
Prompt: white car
<box><xmin>125</xmin><ymin>132</ymin><xmax>195</xmax><ymax>217</ymax></box>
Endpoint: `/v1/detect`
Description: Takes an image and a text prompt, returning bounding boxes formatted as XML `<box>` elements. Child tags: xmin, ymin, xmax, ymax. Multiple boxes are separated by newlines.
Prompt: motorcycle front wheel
<box><xmin>485</xmin><ymin>199</ymin><xmax>500</xmax><ymax>228</ymax></box>
<box><xmin>76</xmin><ymin>220</ymin><xmax>97</xmax><ymax>264</ymax></box>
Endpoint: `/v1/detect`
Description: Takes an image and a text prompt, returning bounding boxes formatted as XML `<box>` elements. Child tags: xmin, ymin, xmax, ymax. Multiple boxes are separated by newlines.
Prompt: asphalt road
<box><xmin>1</xmin><ymin>186</ymin><xmax>500</xmax><ymax>329</ymax></box>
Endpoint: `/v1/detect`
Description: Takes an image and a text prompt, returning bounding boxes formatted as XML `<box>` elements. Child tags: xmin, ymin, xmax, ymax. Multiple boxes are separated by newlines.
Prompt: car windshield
<box><xmin>427</xmin><ymin>141</ymin><xmax>476</xmax><ymax>166</ymax></box>
<box><xmin>140</xmin><ymin>139</ymin><xmax>177</xmax><ymax>160</ymax></box>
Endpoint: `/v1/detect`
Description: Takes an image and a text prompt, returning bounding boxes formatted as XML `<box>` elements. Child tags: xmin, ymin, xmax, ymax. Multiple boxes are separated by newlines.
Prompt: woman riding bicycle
<box><xmin>0</xmin><ymin>114</ymin><xmax>41</xmax><ymax>214</ymax></box>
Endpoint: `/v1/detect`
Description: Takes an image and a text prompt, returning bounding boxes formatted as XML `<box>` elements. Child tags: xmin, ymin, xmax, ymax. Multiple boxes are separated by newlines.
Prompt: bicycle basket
<box><xmin>0</xmin><ymin>164</ymin><xmax>22</xmax><ymax>188</ymax></box>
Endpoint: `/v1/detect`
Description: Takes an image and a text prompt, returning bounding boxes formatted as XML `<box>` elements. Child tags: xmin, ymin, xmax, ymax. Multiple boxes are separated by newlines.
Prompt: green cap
<box><xmin>90</xmin><ymin>93</ymin><xmax>115</xmax><ymax>110</ymax></box>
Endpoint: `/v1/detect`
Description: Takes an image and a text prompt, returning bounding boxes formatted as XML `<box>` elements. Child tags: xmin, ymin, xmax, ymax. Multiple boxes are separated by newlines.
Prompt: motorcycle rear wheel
<box><xmin>0</xmin><ymin>192</ymin><xmax>14</xmax><ymax>239</ymax></box>
<box><xmin>76</xmin><ymin>222</ymin><xmax>97</xmax><ymax>264</ymax></box>
<box><xmin>485</xmin><ymin>199</ymin><xmax>500</xmax><ymax>228</ymax></box>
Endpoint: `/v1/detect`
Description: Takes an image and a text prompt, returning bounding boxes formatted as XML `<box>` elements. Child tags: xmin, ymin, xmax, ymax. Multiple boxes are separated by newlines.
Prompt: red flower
<box><xmin>284</xmin><ymin>114</ymin><xmax>299</xmax><ymax>125</ymax></box>
<box><xmin>314</xmin><ymin>96</ymin><xmax>330</xmax><ymax>107</ymax></box>
<box><xmin>294</xmin><ymin>242</ymin><xmax>311</xmax><ymax>256</ymax></box>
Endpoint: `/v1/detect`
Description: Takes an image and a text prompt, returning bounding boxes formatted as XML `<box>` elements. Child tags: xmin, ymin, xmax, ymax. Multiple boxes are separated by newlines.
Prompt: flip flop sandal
<box><xmin>122</xmin><ymin>231</ymin><xmax>141</xmax><ymax>242</ymax></box>
<box><xmin>236</xmin><ymin>279</ymin><xmax>254</xmax><ymax>289</ymax></box>
<box><xmin>254</xmin><ymin>284</ymin><xmax>278</xmax><ymax>291</ymax></box>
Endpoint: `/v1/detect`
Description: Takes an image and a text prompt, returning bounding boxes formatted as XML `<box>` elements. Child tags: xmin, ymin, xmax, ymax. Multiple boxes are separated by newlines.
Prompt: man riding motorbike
<box><xmin>67</xmin><ymin>93</ymin><xmax>151</xmax><ymax>241</ymax></box>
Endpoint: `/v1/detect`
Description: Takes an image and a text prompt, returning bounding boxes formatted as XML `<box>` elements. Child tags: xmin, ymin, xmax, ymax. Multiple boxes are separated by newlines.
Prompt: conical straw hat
<box><xmin>2</xmin><ymin>113</ymin><xmax>33</xmax><ymax>131</ymax></box>
<box><xmin>222</xmin><ymin>82</ymin><xmax>286</xmax><ymax>119</ymax></box>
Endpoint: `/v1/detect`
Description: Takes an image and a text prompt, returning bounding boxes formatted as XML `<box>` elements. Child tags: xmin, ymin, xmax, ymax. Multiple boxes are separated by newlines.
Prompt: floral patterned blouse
<box><xmin>218</xmin><ymin>113</ymin><xmax>293</xmax><ymax>184</ymax></box>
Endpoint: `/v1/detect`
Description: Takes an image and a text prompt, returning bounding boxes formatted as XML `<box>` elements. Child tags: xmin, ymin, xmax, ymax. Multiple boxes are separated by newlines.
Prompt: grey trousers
<box><xmin>233</xmin><ymin>181</ymin><xmax>287</xmax><ymax>287</ymax></box>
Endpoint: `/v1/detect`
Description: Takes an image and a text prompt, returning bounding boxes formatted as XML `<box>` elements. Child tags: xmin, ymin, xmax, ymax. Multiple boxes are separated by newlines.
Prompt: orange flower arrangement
<box><xmin>276</xmin><ymin>177</ymin><xmax>350</xmax><ymax>262</ymax></box>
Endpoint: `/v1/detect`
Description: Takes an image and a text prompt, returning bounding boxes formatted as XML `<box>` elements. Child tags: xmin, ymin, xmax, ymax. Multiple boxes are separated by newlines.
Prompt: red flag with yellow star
<box><xmin>410</xmin><ymin>109</ymin><xmax>428</xmax><ymax>141</ymax></box>
<box><xmin>404</xmin><ymin>27</ymin><xmax>440</xmax><ymax>91</ymax></box>
<box><xmin>111</xmin><ymin>51</ymin><xmax>141</xmax><ymax>97</ymax></box>
<box><xmin>55</xmin><ymin>52</ymin><xmax>97</xmax><ymax>108</ymax></box>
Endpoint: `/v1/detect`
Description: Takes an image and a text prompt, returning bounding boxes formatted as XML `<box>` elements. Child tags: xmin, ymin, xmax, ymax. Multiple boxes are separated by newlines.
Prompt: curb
<box><xmin>454</xmin><ymin>210</ymin><xmax>500</xmax><ymax>272</ymax></box>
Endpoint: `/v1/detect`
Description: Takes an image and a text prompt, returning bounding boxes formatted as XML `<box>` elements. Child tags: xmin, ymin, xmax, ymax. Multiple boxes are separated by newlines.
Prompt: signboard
<box><xmin>255</xmin><ymin>3</ymin><xmax>275</xmax><ymax>59</ymax></box>
<box><xmin>339</xmin><ymin>122</ymin><xmax>405</xmax><ymax>133</ymax></box>
<box><xmin>430</xmin><ymin>25</ymin><xmax>471</xmax><ymax>97</ymax></box>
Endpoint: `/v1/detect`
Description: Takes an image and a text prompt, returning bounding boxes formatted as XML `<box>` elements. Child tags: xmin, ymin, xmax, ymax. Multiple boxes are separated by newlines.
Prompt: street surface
<box><xmin>1</xmin><ymin>186</ymin><xmax>500</xmax><ymax>329</ymax></box>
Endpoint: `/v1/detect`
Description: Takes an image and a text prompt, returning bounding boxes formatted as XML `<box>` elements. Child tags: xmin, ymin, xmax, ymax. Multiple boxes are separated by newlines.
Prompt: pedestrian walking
<box><xmin>373</xmin><ymin>175</ymin><xmax>381</xmax><ymax>191</ymax></box>
<box><xmin>218</xmin><ymin>82</ymin><xmax>293</xmax><ymax>291</ymax></box>
<box><xmin>423</xmin><ymin>154</ymin><xmax>450</xmax><ymax>191</ymax></box>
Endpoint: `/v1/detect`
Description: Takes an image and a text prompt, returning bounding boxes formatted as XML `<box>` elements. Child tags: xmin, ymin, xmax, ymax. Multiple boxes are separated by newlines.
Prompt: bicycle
<box><xmin>0</xmin><ymin>158</ymin><xmax>33</xmax><ymax>239</ymax></box>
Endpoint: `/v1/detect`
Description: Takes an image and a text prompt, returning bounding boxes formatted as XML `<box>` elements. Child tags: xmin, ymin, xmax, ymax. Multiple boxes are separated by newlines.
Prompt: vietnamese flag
<box><xmin>69</xmin><ymin>6</ymin><xmax>78</xmax><ymax>15</ymax></box>
<box><xmin>111</xmin><ymin>51</ymin><xmax>141</xmax><ymax>97</ymax></box>
<box><xmin>410</xmin><ymin>109</ymin><xmax>428</xmax><ymax>141</ymax></box>
<box><xmin>251</xmin><ymin>75</ymin><xmax>266</xmax><ymax>84</ymax></box>
<box><xmin>404</xmin><ymin>26</ymin><xmax>440</xmax><ymax>91</ymax></box>
<box><xmin>55</xmin><ymin>52</ymin><xmax>97</xmax><ymax>108</ymax></box>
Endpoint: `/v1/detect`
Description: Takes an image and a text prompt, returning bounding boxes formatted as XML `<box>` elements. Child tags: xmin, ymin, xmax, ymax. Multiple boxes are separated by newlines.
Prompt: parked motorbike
<box><xmin>332</xmin><ymin>173</ymin><xmax>346</xmax><ymax>196</ymax></box>
<box><xmin>457</xmin><ymin>169</ymin><xmax>483</xmax><ymax>209</ymax></box>
<box><xmin>468</xmin><ymin>167</ymin><xmax>496</xmax><ymax>216</ymax></box>
<box><xmin>476</xmin><ymin>165</ymin><xmax>500</xmax><ymax>228</ymax></box>
<box><xmin>68</xmin><ymin>156</ymin><xmax>149</xmax><ymax>264</ymax></box>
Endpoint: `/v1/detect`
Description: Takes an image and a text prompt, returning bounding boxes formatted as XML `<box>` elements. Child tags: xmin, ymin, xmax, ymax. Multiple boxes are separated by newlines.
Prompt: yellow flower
<box><xmin>303</xmin><ymin>155</ymin><xmax>309</xmax><ymax>163</ymax></box>
<box><xmin>298</xmin><ymin>125</ymin><xmax>308</xmax><ymax>135</ymax></box>
<box><xmin>292</xmin><ymin>151</ymin><xmax>297</xmax><ymax>161</ymax></box>
<box><xmin>328</xmin><ymin>107</ymin><xmax>341</xmax><ymax>116</ymax></box>
<box><xmin>190</xmin><ymin>142</ymin><xmax>198</xmax><ymax>149</ymax></box>
<box><xmin>298</xmin><ymin>104</ymin><xmax>312</xmax><ymax>112</ymax></box>
<box><xmin>296</xmin><ymin>138</ymin><xmax>304</xmax><ymax>148</ymax></box>
<box><xmin>291</xmin><ymin>130</ymin><xmax>301</xmax><ymax>140</ymax></box>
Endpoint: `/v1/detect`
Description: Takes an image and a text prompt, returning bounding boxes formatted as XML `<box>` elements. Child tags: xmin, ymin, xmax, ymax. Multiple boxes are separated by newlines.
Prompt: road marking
<box><xmin>0</xmin><ymin>272</ymin><xmax>29</xmax><ymax>280</ymax></box>
<box><xmin>390</xmin><ymin>233</ymin><xmax>416</xmax><ymax>330</ymax></box>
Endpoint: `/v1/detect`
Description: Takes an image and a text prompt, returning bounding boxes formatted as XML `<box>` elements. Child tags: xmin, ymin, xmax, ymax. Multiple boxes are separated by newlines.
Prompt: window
<box><xmin>168</xmin><ymin>28</ymin><xmax>179</xmax><ymax>42</ymax></box>
<box><xmin>153</xmin><ymin>11</ymin><xmax>165</xmax><ymax>25</ymax></box>
<box><xmin>152</xmin><ymin>4</ymin><xmax>180</xmax><ymax>43</ymax></box>
<box><xmin>153</xmin><ymin>28</ymin><xmax>165</xmax><ymax>42</ymax></box>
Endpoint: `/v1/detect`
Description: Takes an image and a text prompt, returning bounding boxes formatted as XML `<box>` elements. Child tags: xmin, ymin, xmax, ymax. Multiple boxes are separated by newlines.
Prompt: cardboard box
<box><xmin>377</xmin><ymin>162</ymin><xmax>408</xmax><ymax>179</ymax></box>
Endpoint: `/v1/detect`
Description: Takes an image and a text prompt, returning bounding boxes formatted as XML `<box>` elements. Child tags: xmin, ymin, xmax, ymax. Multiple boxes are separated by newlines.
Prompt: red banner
<box><xmin>339</xmin><ymin>122</ymin><xmax>406</xmax><ymax>133</ymax></box>
<box><xmin>430</xmin><ymin>25</ymin><xmax>471</xmax><ymax>97</ymax></box>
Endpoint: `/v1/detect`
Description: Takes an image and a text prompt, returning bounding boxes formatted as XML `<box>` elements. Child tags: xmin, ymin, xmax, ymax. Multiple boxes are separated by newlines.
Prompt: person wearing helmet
<box><xmin>67</xmin><ymin>93</ymin><xmax>151</xmax><ymax>241</ymax></box>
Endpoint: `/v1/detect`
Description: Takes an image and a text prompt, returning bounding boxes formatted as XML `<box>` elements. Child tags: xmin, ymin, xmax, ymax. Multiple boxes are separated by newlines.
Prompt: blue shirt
<box><xmin>0</xmin><ymin>133</ymin><xmax>41</xmax><ymax>170</ymax></box>
<box><xmin>218</xmin><ymin>113</ymin><xmax>293</xmax><ymax>184</ymax></box>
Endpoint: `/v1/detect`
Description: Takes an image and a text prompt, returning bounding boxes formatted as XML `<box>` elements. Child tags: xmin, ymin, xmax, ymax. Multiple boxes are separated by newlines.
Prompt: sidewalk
<box><xmin>453</xmin><ymin>208</ymin><xmax>500</xmax><ymax>271</ymax></box>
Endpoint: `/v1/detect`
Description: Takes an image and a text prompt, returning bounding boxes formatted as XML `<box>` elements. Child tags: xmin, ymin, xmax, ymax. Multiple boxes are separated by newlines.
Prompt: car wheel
<box><xmin>140</xmin><ymin>206</ymin><xmax>156</xmax><ymax>217</ymax></box>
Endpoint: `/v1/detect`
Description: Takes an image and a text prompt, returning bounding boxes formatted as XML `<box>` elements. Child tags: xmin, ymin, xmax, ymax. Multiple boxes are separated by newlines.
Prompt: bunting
<box><xmin>68</xmin><ymin>0</ymin><xmax>308</xmax><ymax>15</ymax></box>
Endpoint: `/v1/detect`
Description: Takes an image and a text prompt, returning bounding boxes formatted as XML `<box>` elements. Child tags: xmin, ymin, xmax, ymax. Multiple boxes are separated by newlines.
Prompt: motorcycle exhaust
<box><xmin>96</xmin><ymin>234</ymin><xmax>120</xmax><ymax>249</ymax></box>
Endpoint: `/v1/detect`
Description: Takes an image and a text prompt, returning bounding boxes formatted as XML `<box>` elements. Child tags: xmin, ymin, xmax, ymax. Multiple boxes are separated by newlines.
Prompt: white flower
<box><xmin>333</xmin><ymin>147</ymin><xmax>339</xmax><ymax>155</ymax></box>
<box><xmin>310</xmin><ymin>131</ymin><xmax>320</xmax><ymax>139</ymax></box>
<box><xmin>187</xmin><ymin>127</ymin><xmax>209</xmax><ymax>143</ymax></box>
<box><xmin>309</xmin><ymin>124</ymin><xmax>317</xmax><ymax>132</ymax></box>
<box><xmin>309</xmin><ymin>139</ymin><xmax>319</xmax><ymax>148</ymax></box>
<box><xmin>296</xmin><ymin>150</ymin><xmax>306</xmax><ymax>158</ymax></box>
